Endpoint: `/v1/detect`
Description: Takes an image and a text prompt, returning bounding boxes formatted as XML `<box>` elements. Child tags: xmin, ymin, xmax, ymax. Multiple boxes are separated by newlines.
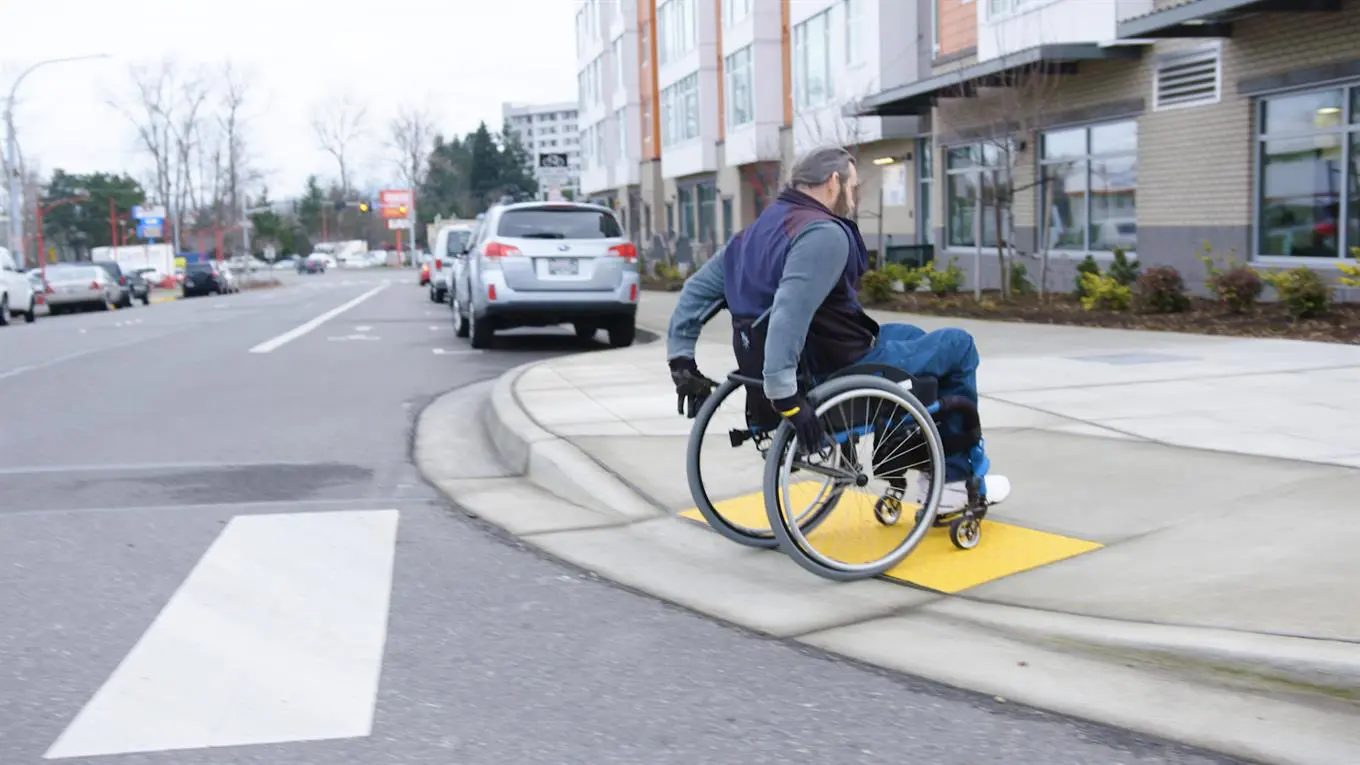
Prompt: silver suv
<box><xmin>450</xmin><ymin>201</ymin><xmax>640</xmax><ymax>348</ymax></box>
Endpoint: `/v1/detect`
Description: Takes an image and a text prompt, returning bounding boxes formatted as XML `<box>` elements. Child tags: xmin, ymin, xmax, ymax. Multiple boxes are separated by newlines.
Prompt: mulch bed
<box><xmin>640</xmin><ymin>283</ymin><xmax>1359</xmax><ymax>343</ymax></box>
<box><xmin>868</xmin><ymin>292</ymin><xmax>1360</xmax><ymax>344</ymax></box>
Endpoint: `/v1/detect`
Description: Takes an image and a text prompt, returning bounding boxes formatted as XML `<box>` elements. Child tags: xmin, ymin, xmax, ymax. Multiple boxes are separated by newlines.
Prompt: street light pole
<box><xmin>4</xmin><ymin>54</ymin><xmax>110</xmax><ymax>265</ymax></box>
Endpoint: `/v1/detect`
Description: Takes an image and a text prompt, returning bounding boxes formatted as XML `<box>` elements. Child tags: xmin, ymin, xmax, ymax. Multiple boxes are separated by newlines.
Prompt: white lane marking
<box><xmin>432</xmin><ymin>348</ymin><xmax>481</xmax><ymax>355</ymax></box>
<box><xmin>327</xmin><ymin>334</ymin><xmax>381</xmax><ymax>342</ymax></box>
<box><xmin>248</xmin><ymin>283</ymin><xmax>388</xmax><ymax>353</ymax></box>
<box><xmin>44</xmin><ymin>509</ymin><xmax>399</xmax><ymax>759</ymax></box>
<box><xmin>354</xmin><ymin>325</ymin><xmax>371</xmax><ymax>332</ymax></box>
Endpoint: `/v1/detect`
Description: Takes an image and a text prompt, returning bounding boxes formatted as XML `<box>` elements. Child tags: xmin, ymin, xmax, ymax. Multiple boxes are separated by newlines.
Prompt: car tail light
<box><xmin>629</xmin><ymin>283</ymin><xmax>638</xmax><ymax>302</ymax></box>
<box><xmin>118</xmin><ymin>276</ymin><xmax>127</xmax><ymax>286</ymax></box>
<box><xmin>89</xmin><ymin>281</ymin><xmax>102</xmax><ymax>291</ymax></box>
<box><xmin>488</xmin><ymin>284</ymin><xmax>497</xmax><ymax>301</ymax></box>
<box><xmin>609</xmin><ymin>243</ymin><xmax>638</xmax><ymax>264</ymax></box>
<box><xmin>434</xmin><ymin>259</ymin><xmax>442</xmax><ymax>270</ymax></box>
<box><xmin>483</xmin><ymin>242</ymin><xmax>521</xmax><ymax>258</ymax></box>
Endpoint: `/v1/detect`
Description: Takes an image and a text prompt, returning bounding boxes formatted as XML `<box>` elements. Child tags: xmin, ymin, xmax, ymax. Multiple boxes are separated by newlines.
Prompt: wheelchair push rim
<box><xmin>763</xmin><ymin>375</ymin><xmax>947</xmax><ymax>581</ymax></box>
<box><xmin>686</xmin><ymin>376</ymin><xmax>840</xmax><ymax>549</ymax></box>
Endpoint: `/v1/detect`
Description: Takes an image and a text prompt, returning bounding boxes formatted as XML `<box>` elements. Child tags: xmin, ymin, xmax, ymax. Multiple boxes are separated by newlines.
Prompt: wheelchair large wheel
<box><xmin>762</xmin><ymin>375</ymin><xmax>947</xmax><ymax>581</ymax></box>
<box><xmin>686</xmin><ymin>376</ymin><xmax>842</xmax><ymax>548</ymax></box>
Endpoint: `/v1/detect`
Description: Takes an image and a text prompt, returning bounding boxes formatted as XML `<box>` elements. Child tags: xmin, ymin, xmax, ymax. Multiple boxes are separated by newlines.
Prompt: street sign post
<box><xmin>379</xmin><ymin>189</ymin><xmax>412</xmax><ymax>219</ymax></box>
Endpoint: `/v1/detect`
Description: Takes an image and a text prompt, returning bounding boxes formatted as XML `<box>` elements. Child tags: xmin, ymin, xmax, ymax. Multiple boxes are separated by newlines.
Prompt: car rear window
<box><xmin>55</xmin><ymin>266</ymin><xmax>102</xmax><ymax>281</ymax></box>
<box><xmin>497</xmin><ymin>208</ymin><xmax>622</xmax><ymax>239</ymax></box>
<box><xmin>445</xmin><ymin>230</ymin><xmax>472</xmax><ymax>254</ymax></box>
<box><xmin>186</xmin><ymin>263</ymin><xmax>215</xmax><ymax>273</ymax></box>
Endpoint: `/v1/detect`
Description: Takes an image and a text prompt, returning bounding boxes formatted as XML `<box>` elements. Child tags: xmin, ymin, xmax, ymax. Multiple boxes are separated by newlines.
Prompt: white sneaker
<box><xmin>984</xmin><ymin>474</ymin><xmax>1011</xmax><ymax>505</ymax></box>
<box><xmin>911</xmin><ymin>474</ymin><xmax>1011</xmax><ymax>512</ymax></box>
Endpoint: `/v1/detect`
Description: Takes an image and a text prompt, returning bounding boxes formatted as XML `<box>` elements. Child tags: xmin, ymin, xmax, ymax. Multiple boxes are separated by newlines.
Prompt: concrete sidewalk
<box><xmin>417</xmin><ymin>293</ymin><xmax>1360</xmax><ymax>765</ymax></box>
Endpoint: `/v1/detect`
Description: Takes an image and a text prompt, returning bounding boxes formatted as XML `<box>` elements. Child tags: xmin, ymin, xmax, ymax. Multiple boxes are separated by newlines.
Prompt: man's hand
<box><xmin>771</xmin><ymin>395</ymin><xmax>826</xmax><ymax>452</ymax></box>
<box><xmin>669</xmin><ymin>357</ymin><xmax>717</xmax><ymax>419</ymax></box>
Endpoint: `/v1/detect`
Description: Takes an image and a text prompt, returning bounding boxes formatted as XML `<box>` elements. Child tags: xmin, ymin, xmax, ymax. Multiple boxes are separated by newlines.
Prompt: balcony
<box><xmin>1117</xmin><ymin>0</ymin><xmax>1341</xmax><ymax>38</ymax></box>
<box><xmin>980</xmin><ymin>0</ymin><xmax>1151</xmax><ymax>61</ymax></box>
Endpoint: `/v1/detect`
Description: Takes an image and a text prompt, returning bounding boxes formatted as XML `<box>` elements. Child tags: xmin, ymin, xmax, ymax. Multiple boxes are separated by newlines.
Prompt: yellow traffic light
<box><xmin>398</xmin><ymin>205</ymin><xmax>408</xmax><ymax>215</ymax></box>
<box><xmin>358</xmin><ymin>202</ymin><xmax>371</xmax><ymax>213</ymax></box>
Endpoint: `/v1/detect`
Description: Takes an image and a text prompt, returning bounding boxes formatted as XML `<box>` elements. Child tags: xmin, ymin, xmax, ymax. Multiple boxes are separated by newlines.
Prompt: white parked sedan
<box><xmin>43</xmin><ymin>265</ymin><xmax>121</xmax><ymax>314</ymax></box>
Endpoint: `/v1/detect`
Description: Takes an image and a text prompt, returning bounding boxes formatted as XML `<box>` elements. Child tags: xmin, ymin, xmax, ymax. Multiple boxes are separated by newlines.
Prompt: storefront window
<box><xmin>917</xmin><ymin>138</ymin><xmax>934</xmax><ymax>245</ymax></box>
<box><xmin>1257</xmin><ymin>87</ymin><xmax>1351</xmax><ymax>259</ymax></box>
<box><xmin>1038</xmin><ymin>120</ymin><xmax>1138</xmax><ymax>253</ymax></box>
<box><xmin>944</xmin><ymin>144</ymin><xmax>1003</xmax><ymax>250</ymax></box>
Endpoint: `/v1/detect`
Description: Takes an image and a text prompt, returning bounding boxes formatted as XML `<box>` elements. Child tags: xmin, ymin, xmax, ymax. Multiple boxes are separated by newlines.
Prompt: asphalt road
<box><xmin>0</xmin><ymin>269</ymin><xmax>1248</xmax><ymax>765</ymax></box>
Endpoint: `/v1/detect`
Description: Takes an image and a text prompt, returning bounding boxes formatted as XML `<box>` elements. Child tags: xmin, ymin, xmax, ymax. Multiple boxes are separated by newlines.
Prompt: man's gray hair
<box><xmin>788</xmin><ymin>146</ymin><xmax>855</xmax><ymax>188</ymax></box>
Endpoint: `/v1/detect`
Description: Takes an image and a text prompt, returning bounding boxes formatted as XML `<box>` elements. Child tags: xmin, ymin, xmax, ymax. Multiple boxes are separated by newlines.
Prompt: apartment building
<box><xmin>501</xmin><ymin>102</ymin><xmax>582</xmax><ymax>201</ymax></box>
<box><xmin>575</xmin><ymin>0</ymin><xmax>644</xmax><ymax>239</ymax></box>
<box><xmin>856</xmin><ymin>0</ymin><xmax>1360</xmax><ymax>291</ymax></box>
<box><xmin>600</xmin><ymin>0</ymin><xmax>938</xmax><ymax>265</ymax></box>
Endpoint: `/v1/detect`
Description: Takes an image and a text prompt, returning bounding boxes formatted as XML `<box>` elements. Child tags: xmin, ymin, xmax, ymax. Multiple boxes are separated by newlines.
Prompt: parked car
<box><xmin>0</xmin><ymin>247</ymin><xmax>37</xmax><ymax>324</ymax></box>
<box><xmin>298</xmin><ymin>257</ymin><xmax>325</xmax><ymax>274</ymax></box>
<box><xmin>430</xmin><ymin>225</ymin><xmax>473</xmax><ymax>303</ymax></box>
<box><xmin>181</xmin><ymin>261</ymin><xmax>227</xmax><ymax>296</ymax></box>
<box><xmin>450</xmin><ymin>201</ymin><xmax>639</xmax><ymax>349</ymax></box>
<box><xmin>218</xmin><ymin>265</ymin><xmax>241</xmax><ymax>293</ymax></box>
<box><xmin>44</xmin><ymin>265</ymin><xmax>121</xmax><ymax>314</ymax></box>
<box><xmin>90</xmin><ymin>260</ymin><xmax>135</xmax><ymax>308</ymax></box>
<box><xmin>123</xmin><ymin>269</ymin><xmax>152</xmax><ymax>305</ymax></box>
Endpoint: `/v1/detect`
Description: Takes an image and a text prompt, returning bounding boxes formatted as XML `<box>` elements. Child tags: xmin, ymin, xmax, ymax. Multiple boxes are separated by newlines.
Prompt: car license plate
<box><xmin>547</xmin><ymin>258</ymin><xmax>577</xmax><ymax>276</ymax></box>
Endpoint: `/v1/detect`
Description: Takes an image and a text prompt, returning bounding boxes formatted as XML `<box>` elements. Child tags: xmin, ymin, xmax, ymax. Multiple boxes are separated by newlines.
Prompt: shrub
<box><xmin>924</xmin><ymin>258</ymin><xmax>963</xmax><ymax>295</ymax></box>
<box><xmin>655</xmin><ymin>262</ymin><xmax>683</xmax><ymax>281</ymax></box>
<box><xmin>1108</xmin><ymin>247</ymin><xmax>1141</xmax><ymax>286</ymax></box>
<box><xmin>859</xmin><ymin>270</ymin><xmax>895</xmax><ymax>303</ymax></box>
<box><xmin>883</xmin><ymin>262</ymin><xmax>924</xmax><ymax>292</ymax></box>
<box><xmin>1209</xmin><ymin>266</ymin><xmax>1264</xmax><ymax>314</ymax></box>
<box><xmin>1078</xmin><ymin>272</ymin><xmax>1132</xmax><ymax>311</ymax></box>
<box><xmin>1009</xmin><ymin>260</ymin><xmax>1034</xmax><ymax>295</ymax></box>
<box><xmin>1134</xmin><ymin>266</ymin><xmax>1191</xmax><ymax>314</ymax></box>
<box><xmin>1073</xmin><ymin>254</ymin><xmax>1101</xmax><ymax>297</ymax></box>
<box><xmin>1340</xmin><ymin>250</ymin><xmax>1360</xmax><ymax>287</ymax></box>
<box><xmin>1263</xmin><ymin>267</ymin><xmax>1330</xmax><ymax>319</ymax></box>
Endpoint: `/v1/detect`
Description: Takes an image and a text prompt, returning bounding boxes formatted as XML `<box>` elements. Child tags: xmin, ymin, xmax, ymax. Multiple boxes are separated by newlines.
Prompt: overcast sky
<box><xmin>2</xmin><ymin>0</ymin><xmax>579</xmax><ymax>199</ymax></box>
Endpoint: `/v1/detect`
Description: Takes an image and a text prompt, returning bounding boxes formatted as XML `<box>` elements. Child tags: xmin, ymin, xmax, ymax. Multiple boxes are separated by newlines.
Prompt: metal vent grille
<box><xmin>1154</xmin><ymin>46</ymin><xmax>1221</xmax><ymax>109</ymax></box>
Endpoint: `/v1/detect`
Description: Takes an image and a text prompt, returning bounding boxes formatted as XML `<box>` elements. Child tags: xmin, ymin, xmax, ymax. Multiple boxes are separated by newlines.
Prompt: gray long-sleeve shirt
<box><xmin>665</xmin><ymin>221</ymin><xmax>849</xmax><ymax>401</ymax></box>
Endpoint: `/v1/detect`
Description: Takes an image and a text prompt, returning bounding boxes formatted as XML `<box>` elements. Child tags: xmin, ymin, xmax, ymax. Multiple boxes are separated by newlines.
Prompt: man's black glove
<box><xmin>669</xmin><ymin>357</ymin><xmax>717</xmax><ymax>419</ymax></box>
<box><xmin>771</xmin><ymin>395</ymin><xmax>826</xmax><ymax>452</ymax></box>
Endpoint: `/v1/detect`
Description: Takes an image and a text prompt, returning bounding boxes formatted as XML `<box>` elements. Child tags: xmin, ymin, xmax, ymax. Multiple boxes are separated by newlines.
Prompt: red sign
<box><xmin>379</xmin><ymin>189</ymin><xmax>413</xmax><ymax>219</ymax></box>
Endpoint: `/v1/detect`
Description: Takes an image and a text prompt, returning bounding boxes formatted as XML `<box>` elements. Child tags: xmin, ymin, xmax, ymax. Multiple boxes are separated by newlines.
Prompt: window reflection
<box><xmin>1038</xmin><ymin>120</ymin><xmax>1138</xmax><ymax>252</ymax></box>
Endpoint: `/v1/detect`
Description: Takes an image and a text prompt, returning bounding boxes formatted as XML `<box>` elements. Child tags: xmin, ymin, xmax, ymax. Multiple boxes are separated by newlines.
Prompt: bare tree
<box><xmin>934</xmin><ymin>23</ymin><xmax>1065</xmax><ymax>299</ymax></box>
<box><xmin>108</xmin><ymin>59</ymin><xmax>176</xmax><ymax>214</ymax></box>
<box><xmin>217</xmin><ymin>61</ymin><xmax>254</xmax><ymax>226</ymax></box>
<box><xmin>311</xmin><ymin>92</ymin><xmax>368</xmax><ymax>194</ymax></box>
<box><xmin>388</xmin><ymin>103</ymin><xmax>435</xmax><ymax>191</ymax></box>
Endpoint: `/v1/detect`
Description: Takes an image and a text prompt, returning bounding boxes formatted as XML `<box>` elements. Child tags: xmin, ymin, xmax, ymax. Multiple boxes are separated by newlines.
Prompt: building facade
<box><xmin>575</xmin><ymin>0</ymin><xmax>645</xmax><ymax>240</ymax></box>
<box><xmin>501</xmin><ymin>101</ymin><xmax>582</xmax><ymax>201</ymax></box>
<box><xmin>578</xmin><ymin>0</ymin><xmax>1359</xmax><ymax>290</ymax></box>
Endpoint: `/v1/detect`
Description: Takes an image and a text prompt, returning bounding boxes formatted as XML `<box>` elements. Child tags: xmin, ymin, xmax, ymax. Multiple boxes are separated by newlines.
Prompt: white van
<box><xmin>429</xmin><ymin>223</ymin><xmax>476</xmax><ymax>303</ymax></box>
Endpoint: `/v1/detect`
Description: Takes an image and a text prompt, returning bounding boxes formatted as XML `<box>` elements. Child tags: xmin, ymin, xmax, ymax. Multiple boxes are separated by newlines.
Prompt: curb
<box><xmin>486</xmin><ymin>360</ymin><xmax>662</xmax><ymax>523</ymax></box>
<box><xmin>461</xmin><ymin>357</ymin><xmax>1360</xmax><ymax>764</ymax></box>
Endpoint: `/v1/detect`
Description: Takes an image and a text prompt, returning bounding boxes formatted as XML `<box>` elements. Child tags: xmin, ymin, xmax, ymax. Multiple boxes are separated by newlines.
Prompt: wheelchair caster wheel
<box><xmin>874</xmin><ymin>494</ymin><xmax>902</xmax><ymax>526</ymax></box>
<box><xmin>949</xmin><ymin>516</ymin><xmax>981</xmax><ymax>550</ymax></box>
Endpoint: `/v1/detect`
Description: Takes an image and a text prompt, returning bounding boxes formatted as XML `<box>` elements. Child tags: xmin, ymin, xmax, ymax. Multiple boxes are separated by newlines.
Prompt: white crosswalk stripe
<box><xmin>45</xmin><ymin>509</ymin><xmax>399</xmax><ymax>759</ymax></box>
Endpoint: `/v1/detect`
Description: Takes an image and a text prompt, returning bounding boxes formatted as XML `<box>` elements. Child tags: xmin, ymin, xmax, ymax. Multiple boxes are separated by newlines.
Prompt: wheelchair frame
<box><xmin>682</xmin><ymin>301</ymin><xmax>997</xmax><ymax>580</ymax></box>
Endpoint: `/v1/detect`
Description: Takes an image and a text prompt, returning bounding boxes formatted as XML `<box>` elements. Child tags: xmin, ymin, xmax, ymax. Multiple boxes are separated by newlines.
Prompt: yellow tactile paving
<box><xmin>680</xmin><ymin>483</ymin><xmax>1102</xmax><ymax>593</ymax></box>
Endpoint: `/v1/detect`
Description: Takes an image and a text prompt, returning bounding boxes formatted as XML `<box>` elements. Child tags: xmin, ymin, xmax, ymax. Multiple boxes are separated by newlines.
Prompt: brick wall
<box><xmin>937</xmin><ymin>0</ymin><xmax>977</xmax><ymax>58</ymax></box>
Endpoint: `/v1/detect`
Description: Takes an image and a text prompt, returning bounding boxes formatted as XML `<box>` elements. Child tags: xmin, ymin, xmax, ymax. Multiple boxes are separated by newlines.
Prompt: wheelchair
<box><xmin>684</xmin><ymin>305</ymin><xmax>998</xmax><ymax>581</ymax></box>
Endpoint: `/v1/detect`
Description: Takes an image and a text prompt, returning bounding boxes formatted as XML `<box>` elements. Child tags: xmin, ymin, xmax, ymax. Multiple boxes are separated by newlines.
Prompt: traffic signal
<box><xmin>334</xmin><ymin>200</ymin><xmax>346</xmax><ymax>211</ymax></box>
<box><xmin>398</xmin><ymin>205</ymin><xmax>408</xmax><ymax>215</ymax></box>
<box><xmin>358</xmin><ymin>201</ymin><xmax>371</xmax><ymax>213</ymax></box>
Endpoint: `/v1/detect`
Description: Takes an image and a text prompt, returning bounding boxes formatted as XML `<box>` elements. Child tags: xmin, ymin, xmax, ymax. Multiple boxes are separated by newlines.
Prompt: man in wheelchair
<box><xmin>665</xmin><ymin>145</ymin><xmax>1009</xmax><ymax>515</ymax></box>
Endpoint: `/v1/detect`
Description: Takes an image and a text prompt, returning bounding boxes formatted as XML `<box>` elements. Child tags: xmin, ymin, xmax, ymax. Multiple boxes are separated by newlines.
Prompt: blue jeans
<box><xmin>854</xmin><ymin>324</ymin><xmax>980</xmax><ymax>482</ymax></box>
